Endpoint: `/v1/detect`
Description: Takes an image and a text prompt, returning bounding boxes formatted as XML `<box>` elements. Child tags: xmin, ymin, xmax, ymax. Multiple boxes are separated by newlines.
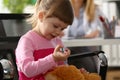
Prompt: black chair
<box><xmin>0</xmin><ymin>14</ymin><xmax>30</xmax><ymax>80</ymax></box>
<box><xmin>68</xmin><ymin>51</ymin><xmax>108</xmax><ymax>80</ymax></box>
<box><xmin>0</xmin><ymin>20</ymin><xmax>19</xmax><ymax>80</ymax></box>
<box><xmin>0</xmin><ymin>62</ymin><xmax>4</xmax><ymax>80</ymax></box>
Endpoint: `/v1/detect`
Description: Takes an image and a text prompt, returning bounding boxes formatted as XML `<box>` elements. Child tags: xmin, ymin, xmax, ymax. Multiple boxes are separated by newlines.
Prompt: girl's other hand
<box><xmin>52</xmin><ymin>45</ymin><xmax>71</xmax><ymax>62</ymax></box>
<box><xmin>80</xmin><ymin>68</ymin><xmax>89</xmax><ymax>74</ymax></box>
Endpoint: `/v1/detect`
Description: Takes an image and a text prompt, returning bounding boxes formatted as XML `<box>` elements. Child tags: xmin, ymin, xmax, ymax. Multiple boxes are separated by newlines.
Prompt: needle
<box><xmin>60</xmin><ymin>47</ymin><xmax>65</xmax><ymax>53</ymax></box>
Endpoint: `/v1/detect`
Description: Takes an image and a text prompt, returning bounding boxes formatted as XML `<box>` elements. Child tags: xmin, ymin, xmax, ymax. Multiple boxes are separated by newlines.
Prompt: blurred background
<box><xmin>0</xmin><ymin>0</ymin><xmax>120</xmax><ymax>20</ymax></box>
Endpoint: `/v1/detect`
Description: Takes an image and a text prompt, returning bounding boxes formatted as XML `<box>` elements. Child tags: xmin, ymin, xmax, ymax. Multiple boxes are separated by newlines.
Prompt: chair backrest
<box><xmin>68</xmin><ymin>51</ymin><xmax>108</xmax><ymax>80</ymax></box>
<box><xmin>0</xmin><ymin>20</ymin><xmax>6</xmax><ymax>37</ymax></box>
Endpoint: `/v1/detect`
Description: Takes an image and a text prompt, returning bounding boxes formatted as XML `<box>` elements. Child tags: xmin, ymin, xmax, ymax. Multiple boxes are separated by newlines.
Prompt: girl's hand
<box><xmin>52</xmin><ymin>45</ymin><xmax>71</xmax><ymax>62</ymax></box>
<box><xmin>80</xmin><ymin>68</ymin><xmax>89</xmax><ymax>74</ymax></box>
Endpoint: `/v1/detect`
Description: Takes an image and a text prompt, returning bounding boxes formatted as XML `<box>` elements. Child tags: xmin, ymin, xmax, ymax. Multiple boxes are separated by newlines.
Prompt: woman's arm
<box><xmin>84</xmin><ymin>29</ymin><xmax>100</xmax><ymax>38</ymax></box>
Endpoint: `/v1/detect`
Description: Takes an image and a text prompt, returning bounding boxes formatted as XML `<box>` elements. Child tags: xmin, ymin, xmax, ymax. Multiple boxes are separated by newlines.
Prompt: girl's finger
<box><xmin>54</xmin><ymin>45</ymin><xmax>62</xmax><ymax>51</ymax></box>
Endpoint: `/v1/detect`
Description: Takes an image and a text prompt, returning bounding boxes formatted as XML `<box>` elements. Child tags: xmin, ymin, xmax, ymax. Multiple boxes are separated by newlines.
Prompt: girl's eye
<box><xmin>54</xmin><ymin>25</ymin><xmax>58</xmax><ymax>28</ymax></box>
<box><xmin>61</xmin><ymin>28</ymin><xmax>65</xmax><ymax>31</ymax></box>
<box><xmin>53</xmin><ymin>24</ymin><xmax>65</xmax><ymax>31</ymax></box>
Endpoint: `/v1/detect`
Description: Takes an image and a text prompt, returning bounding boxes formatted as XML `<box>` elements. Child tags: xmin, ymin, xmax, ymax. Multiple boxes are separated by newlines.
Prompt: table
<box><xmin>63</xmin><ymin>38</ymin><xmax>120</xmax><ymax>66</ymax></box>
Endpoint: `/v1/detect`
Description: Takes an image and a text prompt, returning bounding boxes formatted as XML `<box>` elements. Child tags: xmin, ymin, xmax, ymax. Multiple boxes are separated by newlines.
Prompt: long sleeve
<box><xmin>15</xmin><ymin>30</ymin><xmax>63</xmax><ymax>78</ymax></box>
<box><xmin>16</xmin><ymin>37</ymin><xmax>57</xmax><ymax>78</ymax></box>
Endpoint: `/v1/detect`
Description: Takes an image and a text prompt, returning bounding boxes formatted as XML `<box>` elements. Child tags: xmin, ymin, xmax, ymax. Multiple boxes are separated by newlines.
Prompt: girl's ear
<box><xmin>38</xmin><ymin>11</ymin><xmax>45</xmax><ymax>21</ymax></box>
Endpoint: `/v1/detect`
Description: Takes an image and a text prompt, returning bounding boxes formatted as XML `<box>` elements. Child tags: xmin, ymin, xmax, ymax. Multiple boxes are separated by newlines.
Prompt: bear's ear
<box><xmin>44</xmin><ymin>72</ymin><xmax>58</xmax><ymax>80</ymax></box>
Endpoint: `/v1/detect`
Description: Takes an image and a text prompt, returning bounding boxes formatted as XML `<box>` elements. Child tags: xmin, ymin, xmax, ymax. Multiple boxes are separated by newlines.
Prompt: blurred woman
<box><xmin>62</xmin><ymin>0</ymin><xmax>106</xmax><ymax>73</ymax></box>
<box><xmin>63</xmin><ymin>0</ymin><xmax>105</xmax><ymax>39</ymax></box>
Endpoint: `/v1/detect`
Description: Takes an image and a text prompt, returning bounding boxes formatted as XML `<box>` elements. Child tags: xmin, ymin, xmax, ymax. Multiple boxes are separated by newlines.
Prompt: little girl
<box><xmin>15</xmin><ymin>0</ymin><xmax>73</xmax><ymax>80</ymax></box>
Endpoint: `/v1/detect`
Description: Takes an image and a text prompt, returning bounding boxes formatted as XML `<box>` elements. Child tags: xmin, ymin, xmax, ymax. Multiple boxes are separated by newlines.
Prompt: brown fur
<box><xmin>44</xmin><ymin>65</ymin><xmax>101</xmax><ymax>80</ymax></box>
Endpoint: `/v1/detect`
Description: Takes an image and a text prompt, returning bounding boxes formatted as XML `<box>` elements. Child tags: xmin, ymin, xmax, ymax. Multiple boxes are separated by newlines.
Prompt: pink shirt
<box><xmin>15</xmin><ymin>30</ymin><xmax>64</xmax><ymax>80</ymax></box>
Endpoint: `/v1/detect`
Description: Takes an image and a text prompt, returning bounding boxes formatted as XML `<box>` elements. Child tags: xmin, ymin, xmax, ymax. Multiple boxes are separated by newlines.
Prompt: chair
<box><xmin>0</xmin><ymin>20</ymin><xmax>6</xmax><ymax>37</ymax></box>
<box><xmin>68</xmin><ymin>51</ymin><xmax>108</xmax><ymax>80</ymax></box>
<box><xmin>0</xmin><ymin>20</ymin><xmax>18</xmax><ymax>80</ymax></box>
<box><xmin>0</xmin><ymin>62</ymin><xmax>4</xmax><ymax>80</ymax></box>
<box><xmin>0</xmin><ymin>14</ymin><xmax>30</xmax><ymax>80</ymax></box>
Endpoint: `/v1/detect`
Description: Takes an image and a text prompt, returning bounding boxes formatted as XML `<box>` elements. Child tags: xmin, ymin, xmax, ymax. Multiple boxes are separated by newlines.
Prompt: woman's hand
<box><xmin>84</xmin><ymin>29</ymin><xmax>100</xmax><ymax>38</ymax></box>
<box><xmin>52</xmin><ymin>45</ymin><xmax>71</xmax><ymax>62</ymax></box>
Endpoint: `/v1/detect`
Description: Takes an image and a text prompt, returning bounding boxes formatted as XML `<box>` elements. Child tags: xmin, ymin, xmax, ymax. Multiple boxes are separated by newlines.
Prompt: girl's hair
<box><xmin>70</xmin><ymin>0</ymin><xmax>96</xmax><ymax>22</ymax></box>
<box><xmin>27</xmin><ymin>0</ymin><xmax>74</xmax><ymax>28</ymax></box>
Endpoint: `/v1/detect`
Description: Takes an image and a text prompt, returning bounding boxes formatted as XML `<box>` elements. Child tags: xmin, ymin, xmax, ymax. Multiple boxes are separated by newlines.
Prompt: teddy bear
<box><xmin>44</xmin><ymin>65</ymin><xmax>101</xmax><ymax>80</ymax></box>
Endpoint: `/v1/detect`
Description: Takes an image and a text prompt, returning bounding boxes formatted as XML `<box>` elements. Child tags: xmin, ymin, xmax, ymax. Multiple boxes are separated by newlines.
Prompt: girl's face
<box><xmin>38</xmin><ymin>17</ymin><xmax>68</xmax><ymax>40</ymax></box>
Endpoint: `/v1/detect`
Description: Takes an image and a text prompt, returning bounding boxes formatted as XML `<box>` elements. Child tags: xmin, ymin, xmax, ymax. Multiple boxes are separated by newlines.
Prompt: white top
<box><xmin>62</xmin><ymin>6</ymin><xmax>106</xmax><ymax>40</ymax></box>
